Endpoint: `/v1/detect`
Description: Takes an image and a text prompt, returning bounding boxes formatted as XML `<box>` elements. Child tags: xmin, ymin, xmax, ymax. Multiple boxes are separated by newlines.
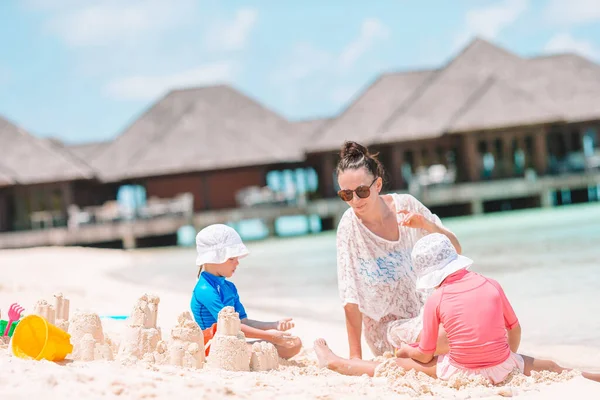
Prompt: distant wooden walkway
<box><xmin>1</xmin><ymin>171</ymin><xmax>598</xmax><ymax>249</ymax></box>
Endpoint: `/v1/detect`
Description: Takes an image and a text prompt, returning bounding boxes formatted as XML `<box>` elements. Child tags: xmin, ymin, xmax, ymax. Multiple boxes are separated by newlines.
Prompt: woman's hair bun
<box><xmin>340</xmin><ymin>141</ymin><xmax>368</xmax><ymax>160</ymax></box>
<box><xmin>336</xmin><ymin>140</ymin><xmax>386</xmax><ymax>180</ymax></box>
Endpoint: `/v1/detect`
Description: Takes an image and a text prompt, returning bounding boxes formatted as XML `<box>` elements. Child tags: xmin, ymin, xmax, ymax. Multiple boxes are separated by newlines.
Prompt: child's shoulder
<box><xmin>222</xmin><ymin>279</ymin><xmax>240</xmax><ymax>292</ymax></box>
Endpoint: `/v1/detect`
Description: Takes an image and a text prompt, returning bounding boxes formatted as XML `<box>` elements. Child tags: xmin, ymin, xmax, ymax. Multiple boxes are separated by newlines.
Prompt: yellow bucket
<box><xmin>11</xmin><ymin>315</ymin><xmax>73</xmax><ymax>361</ymax></box>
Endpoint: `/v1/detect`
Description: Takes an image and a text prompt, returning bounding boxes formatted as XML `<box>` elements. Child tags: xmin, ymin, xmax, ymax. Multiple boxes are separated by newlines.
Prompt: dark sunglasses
<box><xmin>337</xmin><ymin>178</ymin><xmax>378</xmax><ymax>202</ymax></box>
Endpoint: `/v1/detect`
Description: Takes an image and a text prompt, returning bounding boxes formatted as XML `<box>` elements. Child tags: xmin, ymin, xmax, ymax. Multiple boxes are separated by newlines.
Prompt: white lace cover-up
<box><xmin>336</xmin><ymin>194</ymin><xmax>446</xmax><ymax>356</ymax></box>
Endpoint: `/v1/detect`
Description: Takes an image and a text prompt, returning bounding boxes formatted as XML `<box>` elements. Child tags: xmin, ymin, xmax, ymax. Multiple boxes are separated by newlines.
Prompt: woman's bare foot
<box><xmin>314</xmin><ymin>338</ymin><xmax>338</xmax><ymax>368</ymax></box>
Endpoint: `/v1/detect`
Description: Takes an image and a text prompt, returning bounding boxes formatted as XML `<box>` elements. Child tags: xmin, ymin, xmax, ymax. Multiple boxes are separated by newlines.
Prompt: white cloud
<box><xmin>338</xmin><ymin>18</ymin><xmax>390</xmax><ymax>69</ymax></box>
<box><xmin>273</xmin><ymin>17</ymin><xmax>389</xmax><ymax>84</ymax></box>
<box><xmin>454</xmin><ymin>0</ymin><xmax>528</xmax><ymax>48</ymax></box>
<box><xmin>544</xmin><ymin>0</ymin><xmax>600</xmax><ymax>26</ymax></box>
<box><xmin>206</xmin><ymin>8</ymin><xmax>258</xmax><ymax>51</ymax></box>
<box><xmin>544</xmin><ymin>33</ymin><xmax>600</xmax><ymax>60</ymax></box>
<box><xmin>270</xmin><ymin>17</ymin><xmax>389</xmax><ymax>112</ymax></box>
<box><xmin>40</xmin><ymin>0</ymin><xmax>196</xmax><ymax>47</ymax></box>
<box><xmin>271</xmin><ymin>43</ymin><xmax>334</xmax><ymax>83</ymax></box>
<box><xmin>104</xmin><ymin>62</ymin><xmax>237</xmax><ymax>101</ymax></box>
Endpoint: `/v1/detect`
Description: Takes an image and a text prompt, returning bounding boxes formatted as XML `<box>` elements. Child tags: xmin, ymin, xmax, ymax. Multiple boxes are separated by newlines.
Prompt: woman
<box><xmin>335</xmin><ymin>140</ymin><xmax>461</xmax><ymax>358</ymax></box>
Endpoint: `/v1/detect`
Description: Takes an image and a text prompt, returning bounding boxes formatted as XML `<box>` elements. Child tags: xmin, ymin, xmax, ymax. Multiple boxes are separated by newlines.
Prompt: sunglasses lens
<box><xmin>355</xmin><ymin>186</ymin><xmax>371</xmax><ymax>199</ymax></box>
<box><xmin>338</xmin><ymin>190</ymin><xmax>353</xmax><ymax>201</ymax></box>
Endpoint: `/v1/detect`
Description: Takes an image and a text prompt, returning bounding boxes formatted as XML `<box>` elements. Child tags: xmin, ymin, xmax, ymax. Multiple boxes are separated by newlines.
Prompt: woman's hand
<box><xmin>397</xmin><ymin>210</ymin><xmax>436</xmax><ymax>231</ymax></box>
<box><xmin>276</xmin><ymin>318</ymin><xmax>295</xmax><ymax>331</ymax></box>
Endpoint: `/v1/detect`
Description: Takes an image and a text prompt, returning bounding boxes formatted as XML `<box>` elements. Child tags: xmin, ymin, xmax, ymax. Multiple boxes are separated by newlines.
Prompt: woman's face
<box><xmin>337</xmin><ymin>168</ymin><xmax>382</xmax><ymax>215</ymax></box>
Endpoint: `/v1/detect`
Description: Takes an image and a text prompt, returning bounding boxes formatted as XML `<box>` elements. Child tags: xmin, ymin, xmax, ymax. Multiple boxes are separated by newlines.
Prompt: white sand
<box><xmin>0</xmin><ymin>247</ymin><xmax>599</xmax><ymax>399</ymax></box>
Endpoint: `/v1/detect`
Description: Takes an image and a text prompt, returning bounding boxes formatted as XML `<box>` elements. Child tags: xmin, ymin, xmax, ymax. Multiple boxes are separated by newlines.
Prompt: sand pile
<box><xmin>117</xmin><ymin>294</ymin><xmax>162</xmax><ymax>364</ymax></box>
<box><xmin>32</xmin><ymin>292</ymin><xmax>70</xmax><ymax>331</ymax></box>
<box><xmin>166</xmin><ymin>311</ymin><xmax>205</xmax><ymax>368</ymax></box>
<box><xmin>373</xmin><ymin>357</ymin><xmax>583</xmax><ymax>398</ymax></box>
<box><xmin>68</xmin><ymin>311</ymin><xmax>113</xmax><ymax>361</ymax></box>
<box><xmin>207</xmin><ymin>306</ymin><xmax>250</xmax><ymax>371</ymax></box>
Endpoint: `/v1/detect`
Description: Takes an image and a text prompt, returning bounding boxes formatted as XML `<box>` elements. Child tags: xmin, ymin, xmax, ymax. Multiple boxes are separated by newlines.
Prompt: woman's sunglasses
<box><xmin>337</xmin><ymin>178</ymin><xmax>378</xmax><ymax>202</ymax></box>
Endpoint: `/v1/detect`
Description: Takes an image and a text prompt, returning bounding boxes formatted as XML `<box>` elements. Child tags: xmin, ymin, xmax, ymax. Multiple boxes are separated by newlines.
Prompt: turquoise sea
<box><xmin>112</xmin><ymin>202</ymin><xmax>600</xmax><ymax>349</ymax></box>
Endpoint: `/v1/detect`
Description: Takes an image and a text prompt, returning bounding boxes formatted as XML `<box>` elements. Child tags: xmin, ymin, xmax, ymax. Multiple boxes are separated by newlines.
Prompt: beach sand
<box><xmin>0</xmin><ymin>247</ymin><xmax>598</xmax><ymax>399</ymax></box>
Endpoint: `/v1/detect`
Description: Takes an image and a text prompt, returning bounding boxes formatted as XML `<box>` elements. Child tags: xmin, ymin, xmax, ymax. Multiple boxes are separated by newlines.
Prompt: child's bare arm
<box><xmin>396</xmin><ymin>344</ymin><xmax>434</xmax><ymax>364</ymax></box>
<box><xmin>239</xmin><ymin>323</ymin><xmax>298</xmax><ymax>348</ymax></box>
<box><xmin>241</xmin><ymin>318</ymin><xmax>295</xmax><ymax>331</ymax></box>
<box><xmin>242</xmin><ymin>318</ymin><xmax>276</xmax><ymax>330</ymax></box>
<box><xmin>507</xmin><ymin>323</ymin><xmax>521</xmax><ymax>353</ymax></box>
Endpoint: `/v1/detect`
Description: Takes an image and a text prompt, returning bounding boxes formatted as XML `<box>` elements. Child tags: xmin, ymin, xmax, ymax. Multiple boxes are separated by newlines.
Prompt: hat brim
<box><xmin>195</xmin><ymin>243</ymin><xmax>249</xmax><ymax>266</ymax></box>
<box><xmin>416</xmin><ymin>255</ymin><xmax>473</xmax><ymax>291</ymax></box>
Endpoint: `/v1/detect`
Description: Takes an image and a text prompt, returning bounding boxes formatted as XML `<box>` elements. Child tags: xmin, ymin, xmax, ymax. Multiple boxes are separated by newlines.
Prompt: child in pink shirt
<box><xmin>314</xmin><ymin>233</ymin><xmax>600</xmax><ymax>385</ymax></box>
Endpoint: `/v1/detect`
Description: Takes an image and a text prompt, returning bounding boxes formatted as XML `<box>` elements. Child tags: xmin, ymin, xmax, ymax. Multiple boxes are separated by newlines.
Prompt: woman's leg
<box><xmin>521</xmin><ymin>355</ymin><xmax>600</xmax><ymax>383</ymax></box>
<box><xmin>314</xmin><ymin>339</ymin><xmax>437</xmax><ymax>378</ymax></box>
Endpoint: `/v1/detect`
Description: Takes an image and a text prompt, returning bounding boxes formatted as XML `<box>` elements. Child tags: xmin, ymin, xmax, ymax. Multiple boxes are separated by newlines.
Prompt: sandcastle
<box><xmin>68</xmin><ymin>311</ymin><xmax>113</xmax><ymax>361</ymax></box>
<box><xmin>168</xmin><ymin>311</ymin><xmax>205</xmax><ymax>368</ymax></box>
<box><xmin>207</xmin><ymin>306</ymin><xmax>250</xmax><ymax>371</ymax></box>
<box><xmin>117</xmin><ymin>294</ymin><xmax>162</xmax><ymax>364</ymax></box>
<box><xmin>32</xmin><ymin>293</ymin><xmax>70</xmax><ymax>331</ymax></box>
<box><xmin>250</xmin><ymin>341</ymin><xmax>279</xmax><ymax>371</ymax></box>
<box><xmin>205</xmin><ymin>306</ymin><xmax>279</xmax><ymax>372</ymax></box>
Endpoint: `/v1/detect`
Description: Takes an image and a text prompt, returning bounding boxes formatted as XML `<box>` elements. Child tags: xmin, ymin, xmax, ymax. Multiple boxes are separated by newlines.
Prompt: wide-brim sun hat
<box><xmin>195</xmin><ymin>224</ymin><xmax>249</xmax><ymax>266</ymax></box>
<box><xmin>412</xmin><ymin>233</ymin><xmax>473</xmax><ymax>291</ymax></box>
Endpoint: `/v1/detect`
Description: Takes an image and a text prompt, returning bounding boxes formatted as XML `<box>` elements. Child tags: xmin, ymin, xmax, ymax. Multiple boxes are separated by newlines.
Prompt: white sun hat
<box><xmin>412</xmin><ymin>233</ymin><xmax>473</xmax><ymax>291</ymax></box>
<box><xmin>195</xmin><ymin>224</ymin><xmax>250</xmax><ymax>266</ymax></box>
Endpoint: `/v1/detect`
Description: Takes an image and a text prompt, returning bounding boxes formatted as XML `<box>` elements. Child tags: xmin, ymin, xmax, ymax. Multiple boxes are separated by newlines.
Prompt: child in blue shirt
<box><xmin>190</xmin><ymin>224</ymin><xmax>302</xmax><ymax>359</ymax></box>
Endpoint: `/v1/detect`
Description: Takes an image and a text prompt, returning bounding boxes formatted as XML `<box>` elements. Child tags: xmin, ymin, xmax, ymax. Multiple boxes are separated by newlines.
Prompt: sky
<box><xmin>0</xmin><ymin>0</ymin><xmax>599</xmax><ymax>145</ymax></box>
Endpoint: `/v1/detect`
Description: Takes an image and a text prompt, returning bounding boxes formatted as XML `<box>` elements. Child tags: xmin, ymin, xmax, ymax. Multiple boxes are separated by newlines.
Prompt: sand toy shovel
<box><xmin>4</xmin><ymin>303</ymin><xmax>24</xmax><ymax>337</ymax></box>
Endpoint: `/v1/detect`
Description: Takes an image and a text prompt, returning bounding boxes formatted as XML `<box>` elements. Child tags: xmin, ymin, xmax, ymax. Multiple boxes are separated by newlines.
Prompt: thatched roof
<box><xmin>376</xmin><ymin>39</ymin><xmax>555</xmax><ymax>143</ymax></box>
<box><xmin>307</xmin><ymin>38</ymin><xmax>600</xmax><ymax>152</ymax></box>
<box><xmin>67</xmin><ymin>141</ymin><xmax>112</xmax><ymax>161</ymax></box>
<box><xmin>307</xmin><ymin>69</ymin><xmax>435</xmax><ymax>153</ymax></box>
<box><xmin>293</xmin><ymin>118</ymin><xmax>331</xmax><ymax>138</ymax></box>
<box><xmin>0</xmin><ymin>167</ymin><xmax>15</xmax><ymax>187</ymax></box>
<box><xmin>94</xmin><ymin>85</ymin><xmax>305</xmax><ymax>182</ymax></box>
<box><xmin>0</xmin><ymin>115</ymin><xmax>95</xmax><ymax>185</ymax></box>
<box><xmin>520</xmin><ymin>53</ymin><xmax>600</xmax><ymax>123</ymax></box>
<box><xmin>447</xmin><ymin>76</ymin><xmax>564</xmax><ymax>133</ymax></box>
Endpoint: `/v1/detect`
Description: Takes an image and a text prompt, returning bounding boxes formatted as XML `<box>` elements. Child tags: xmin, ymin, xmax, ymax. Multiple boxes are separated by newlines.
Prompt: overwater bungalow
<box><xmin>307</xmin><ymin>38</ymin><xmax>600</xmax><ymax>214</ymax></box>
<box><xmin>0</xmin><ymin>116</ymin><xmax>115</xmax><ymax>232</ymax></box>
<box><xmin>88</xmin><ymin>85</ymin><xmax>313</xmax><ymax>212</ymax></box>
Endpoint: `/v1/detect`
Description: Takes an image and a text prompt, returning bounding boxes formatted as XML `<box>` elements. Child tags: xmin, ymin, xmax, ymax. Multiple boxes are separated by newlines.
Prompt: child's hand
<box><xmin>277</xmin><ymin>318</ymin><xmax>295</xmax><ymax>331</ymax></box>
<box><xmin>267</xmin><ymin>330</ymin><xmax>298</xmax><ymax>348</ymax></box>
<box><xmin>395</xmin><ymin>343</ymin><xmax>413</xmax><ymax>358</ymax></box>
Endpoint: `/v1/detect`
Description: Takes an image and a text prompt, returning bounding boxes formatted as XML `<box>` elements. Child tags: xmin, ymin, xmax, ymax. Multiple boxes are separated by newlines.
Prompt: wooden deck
<box><xmin>1</xmin><ymin>171</ymin><xmax>598</xmax><ymax>249</ymax></box>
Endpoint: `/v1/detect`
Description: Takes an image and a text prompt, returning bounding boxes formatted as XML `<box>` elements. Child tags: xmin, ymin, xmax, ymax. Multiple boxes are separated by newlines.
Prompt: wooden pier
<box><xmin>0</xmin><ymin>171</ymin><xmax>599</xmax><ymax>250</ymax></box>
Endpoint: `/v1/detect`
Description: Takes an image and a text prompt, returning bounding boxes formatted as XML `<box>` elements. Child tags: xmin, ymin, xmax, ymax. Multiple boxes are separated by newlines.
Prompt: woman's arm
<box><xmin>344</xmin><ymin>303</ymin><xmax>363</xmax><ymax>359</ymax></box>
<box><xmin>424</xmin><ymin>222</ymin><xmax>462</xmax><ymax>255</ymax></box>
<box><xmin>397</xmin><ymin>195</ymin><xmax>462</xmax><ymax>254</ymax></box>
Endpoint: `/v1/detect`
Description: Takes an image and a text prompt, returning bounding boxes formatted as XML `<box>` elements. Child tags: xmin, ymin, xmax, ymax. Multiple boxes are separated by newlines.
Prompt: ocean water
<box><xmin>113</xmin><ymin>202</ymin><xmax>600</xmax><ymax>348</ymax></box>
